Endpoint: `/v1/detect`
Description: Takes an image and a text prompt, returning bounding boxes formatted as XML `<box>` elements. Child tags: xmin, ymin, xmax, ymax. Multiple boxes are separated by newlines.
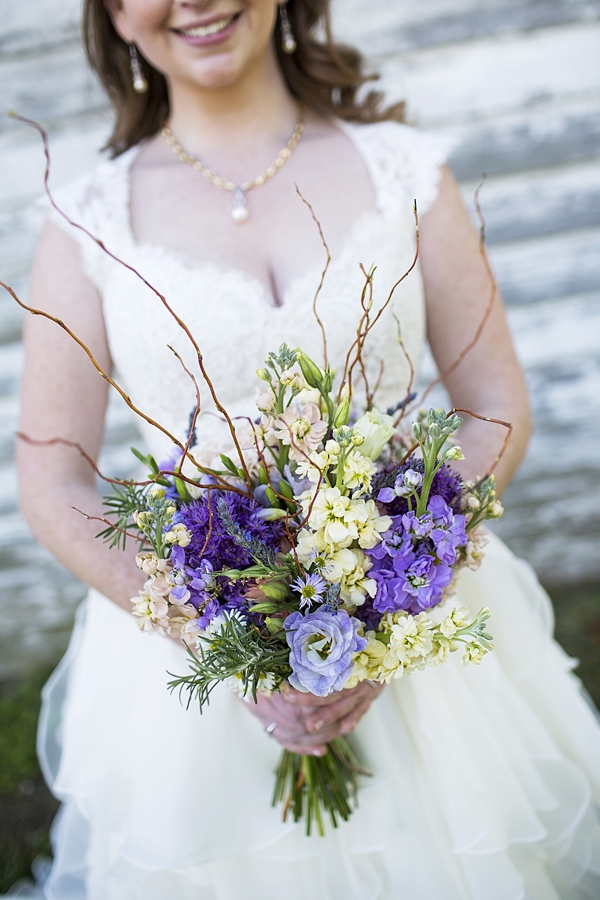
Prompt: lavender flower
<box><xmin>285</xmin><ymin>609</ymin><xmax>367</xmax><ymax>696</ymax></box>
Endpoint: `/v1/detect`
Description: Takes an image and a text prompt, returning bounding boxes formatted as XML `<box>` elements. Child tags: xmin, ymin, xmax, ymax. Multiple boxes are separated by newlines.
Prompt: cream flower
<box><xmin>238</xmin><ymin>415</ymin><xmax>278</xmax><ymax>452</ymax></box>
<box><xmin>255</xmin><ymin>384</ymin><xmax>277</xmax><ymax>412</ymax></box>
<box><xmin>341</xmin><ymin>449</ymin><xmax>376</xmax><ymax>495</ymax></box>
<box><xmin>352</xmin><ymin>409</ymin><xmax>396</xmax><ymax>460</ymax></box>
<box><xmin>465</xmin><ymin>526</ymin><xmax>489</xmax><ymax>570</ymax></box>
<box><xmin>164</xmin><ymin>523</ymin><xmax>192</xmax><ymax>547</ymax></box>
<box><xmin>320</xmin><ymin>547</ymin><xmax>376</xmax><ymax>607</ymax></box>
<box><xmin>300</xmin><ymin>487</ymin><xmax>390</xmax><ymax>552</ymax></box>
<box><xmin>131</xmin><ymin>589</ymin><xmax>170</xmax><ymax>635</ymax></box>
<box><xmin>275</xmin><ymin>403</ymin><xmax>328</xmax><ymax>462</ymax></box>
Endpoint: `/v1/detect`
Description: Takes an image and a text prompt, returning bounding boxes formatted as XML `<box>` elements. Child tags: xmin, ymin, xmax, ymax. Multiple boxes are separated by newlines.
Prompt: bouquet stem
<box><xmin>273</xmin><ymin>736</ymin><xmax>368</xmax><ymax>836</ymax></box>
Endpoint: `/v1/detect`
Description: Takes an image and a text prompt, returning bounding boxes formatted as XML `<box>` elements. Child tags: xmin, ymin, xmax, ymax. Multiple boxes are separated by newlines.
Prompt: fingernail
<box><xmin>312</xmin><ymin>719</ymin><xmax>324</xmax><ymax>732</ymax></box>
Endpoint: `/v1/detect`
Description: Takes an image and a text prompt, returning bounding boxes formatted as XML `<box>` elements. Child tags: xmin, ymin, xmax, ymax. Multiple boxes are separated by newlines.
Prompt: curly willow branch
<box><xmin>295</xmin><ymin>185</ymin><xmax>330</xmax><ymax>368</ymax></box>
<box><xmin>447</xmin><ymin>408</ymin><xmax>513</xmax><ymax>481</ymax></box>
<box><xmin>9</xmin><ymin>113</ymin><xmax>252</xmax><ymax>494</ymax></box>
<box><xmin>15</xmin><ymin>433</ymin><xmax>249</xmax><ymax>497</ymax></box>
<box><xmin>338</xmin><ymin>201</ymin><xmax>420</xmax><ymax>402</ymax></box>
<box><xmin>408</xmin><ymin>178</ymin><xmax>497</xmax><ymax>416</ymax></box>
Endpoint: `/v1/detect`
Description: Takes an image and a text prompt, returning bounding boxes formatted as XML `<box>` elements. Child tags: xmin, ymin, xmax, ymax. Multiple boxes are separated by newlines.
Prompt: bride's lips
<box><xmin>172</xmin><ymin>12</ymin><xmax>242</xmax><ymax>47</ymax></box>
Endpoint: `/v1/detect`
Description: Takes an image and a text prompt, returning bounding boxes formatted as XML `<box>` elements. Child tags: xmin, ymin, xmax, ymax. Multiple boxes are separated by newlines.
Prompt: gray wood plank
<box><xmin>447</xmin><ymin>98</ymin><xmax>600</xmax><ymax>179</ymax></box>
<box><xmin>460</xmin><ymin>161</ymin><xmax>600</xmax><ymax>243</ymax></box>
<box><xmin>490</xmin><ymin>226</ymin><xmax>600</xmax><ymax>303</ymax></box>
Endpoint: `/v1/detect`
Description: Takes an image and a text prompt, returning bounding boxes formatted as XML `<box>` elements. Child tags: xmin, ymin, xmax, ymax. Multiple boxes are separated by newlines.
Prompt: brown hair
<box><xmin>82</xmin><ymin>0</ymin><xmax>405</xmax><ymax>157</ymax></box>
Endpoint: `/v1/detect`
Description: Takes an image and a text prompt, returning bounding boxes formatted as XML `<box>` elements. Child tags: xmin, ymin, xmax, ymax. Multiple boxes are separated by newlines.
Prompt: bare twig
<box><xmin>9</xmin><ymin>113</ymin><xmax>252</xmax><ymax>493</ymax></box>
<box><xmin>295</xmin><ymin>186</ymin><xmax>330</xmax><ymax>368</ymax></box>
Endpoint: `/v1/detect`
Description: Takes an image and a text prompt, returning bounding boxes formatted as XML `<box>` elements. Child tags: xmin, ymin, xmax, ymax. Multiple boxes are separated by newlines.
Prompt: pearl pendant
<box><xmin>133</xmin><ymin>75</ymin><xmax>148</xmax><ymax>93</ymax></box>
<box><xmin>232</xmin><ymin>186</ymin><xmax>250</xmax><ymax>224</ymax></box>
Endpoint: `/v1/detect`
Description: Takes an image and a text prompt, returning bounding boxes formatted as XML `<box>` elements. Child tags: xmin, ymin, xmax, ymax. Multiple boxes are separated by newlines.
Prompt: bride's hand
<box><xmin>246</xmin><ymin>681</ymin><xmax>384</xmax><ymax>755</ymax></box>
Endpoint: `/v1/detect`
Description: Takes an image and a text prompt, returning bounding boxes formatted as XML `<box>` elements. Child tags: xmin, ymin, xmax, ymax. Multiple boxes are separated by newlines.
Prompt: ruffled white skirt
<box><xmin>38</xmin><ymin>534</ymin><xmax>600</xmax><ymax>900</ymax></box>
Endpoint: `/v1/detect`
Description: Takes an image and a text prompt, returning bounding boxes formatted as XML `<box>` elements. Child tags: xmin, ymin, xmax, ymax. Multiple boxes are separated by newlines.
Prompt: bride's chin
<box><xmin>183</xmin><ymin>56</ymin><xmax>248</xmax><ymax>91</ymax></box>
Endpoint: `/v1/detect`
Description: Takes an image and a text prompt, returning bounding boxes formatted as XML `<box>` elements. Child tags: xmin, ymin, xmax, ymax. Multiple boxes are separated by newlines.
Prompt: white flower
<box><xmin>255</xmin><ymin>384</ymin><xmax>277</xmax><ymax>412</ymax></box>
<box><xmin>462</xmin><ymin>644</ymin><xmax>485</xmax><ymax>666</ymax></box>
<box><xmin>388</xmin><ymin>612</ymin><xmax>435</xmax><ymax>665</ymax></box>
<box><xmin>439</xmin><ymin>606</ymin><xmax>470</xmax><ymax>638</ymax></box>
<box><xmin>352</xmin><ymin>409</ymin><xmax>396</xmax><ymax>460</ymax></box>
<box><xmin>489</xmin><ymin>500</ymin><xmax>504</xmax><ymax>518</ymax></box>
<box><xmin>275</xmin><ymin>403</ymin><xmax>328</xmax><ymax>462</ymax></box>
<box><xmin>300</xmin><ymin>487</ymin><xmax>391</xmax><ymax>552</ymax></box>
<box><xmin>443</xmin><ymin>445</ymin><xmax>464</xmax><ymax>461</ymax></box>
<box><xmin>294</xmin><ymin>386</ymin><xmax>322</xmax><ymax>407</ymax></box>
<box><xmin>135</xmin><ymin>552</ymin><xmax>160</xmax><ymax>575</ymax></box>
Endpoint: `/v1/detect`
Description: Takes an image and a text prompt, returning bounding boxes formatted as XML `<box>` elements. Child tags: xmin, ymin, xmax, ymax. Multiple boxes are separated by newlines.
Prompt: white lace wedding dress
<box><xmin>37</xmin><ymin>121</ymin><xmax>600</xmax><ymax>900</ymax></box>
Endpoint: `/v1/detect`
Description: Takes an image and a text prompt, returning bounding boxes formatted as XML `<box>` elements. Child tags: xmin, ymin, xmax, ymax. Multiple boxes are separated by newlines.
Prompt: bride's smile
<box><xmin>108</xmin><ymin>0</ymin><xmax>285</xmax><ymax>91</ymax></box>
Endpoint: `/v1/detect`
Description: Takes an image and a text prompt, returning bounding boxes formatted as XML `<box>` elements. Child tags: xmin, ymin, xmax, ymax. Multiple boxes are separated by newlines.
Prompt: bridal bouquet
<box><xmin>99</xmin><ymin>343</ymin><xmax>500</xmax><ymax>835</ymax></box>
<box><xmin>7</xmin><ymin>114</ymin><xmax>505</xmax><ymax>836</ymax></box>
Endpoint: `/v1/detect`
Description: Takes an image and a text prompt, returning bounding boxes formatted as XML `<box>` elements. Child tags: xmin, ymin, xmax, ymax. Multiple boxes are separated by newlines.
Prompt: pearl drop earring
<box><xmin>279</xmin><ymin>4</ymin><xmax>297</xmax><ymax>54</ymax></box>
<box><xmin>129</xmin><ymin>43</ymin><xmax>148</xmax><ymax>94</ymax></box>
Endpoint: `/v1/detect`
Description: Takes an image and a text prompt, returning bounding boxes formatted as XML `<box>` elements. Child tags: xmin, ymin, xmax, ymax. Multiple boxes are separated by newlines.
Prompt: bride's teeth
<box><xmin>184</xmin><ymin>17</ymin><xmax>234</xmax><ymax>37</ymax></box>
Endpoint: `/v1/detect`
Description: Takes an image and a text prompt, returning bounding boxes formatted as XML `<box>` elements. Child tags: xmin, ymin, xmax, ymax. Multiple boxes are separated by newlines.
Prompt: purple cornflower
<box><xmin>292</xmin><ymin>573</ymin><xmax>327</xmax><ymax>609</ymax></box>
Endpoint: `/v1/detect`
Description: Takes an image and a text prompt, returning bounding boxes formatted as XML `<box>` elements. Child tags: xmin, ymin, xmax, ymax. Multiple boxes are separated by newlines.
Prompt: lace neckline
<box><xmin>112</xmin><ymin>121</ymin><xmax>395</xmax><ymax>310</ymax></box>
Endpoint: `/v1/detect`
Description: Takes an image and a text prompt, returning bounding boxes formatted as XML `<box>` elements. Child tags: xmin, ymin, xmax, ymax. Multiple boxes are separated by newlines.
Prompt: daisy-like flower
<box><xmin>275</xmin><ymin>403</ymin><xmax>328</xmax><ymax>462</ymax></box>
<box><xmin>292</xmin><ymin>572</ymin><xmax>327</xmax><ymax>609</ymax></box>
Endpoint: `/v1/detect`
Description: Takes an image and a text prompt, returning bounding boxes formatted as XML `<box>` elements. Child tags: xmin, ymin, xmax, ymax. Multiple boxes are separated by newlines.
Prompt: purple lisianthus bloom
<box><xmin>285</xmin><ymin>609</ymin><xmax>367</xmax><ymax>696</ymax></box>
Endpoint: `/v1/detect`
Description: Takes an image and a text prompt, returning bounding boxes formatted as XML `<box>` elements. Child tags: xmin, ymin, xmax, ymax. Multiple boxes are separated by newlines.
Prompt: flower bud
<box><xmin>333</xmin><ymin>399</ymin><xmax>351</xmax><ymax>428</ymax></box>
<box><xmin>297</xmin><ymin>352</ymin><xmax>323</xmax><ymax>389</ymax></box>
<box><xmin>444</xmin><ymin>446</ymin><xmax>464</xmax><ymax>461</ymax></box>
<box><xmin>256</xmin><ymin>368</ymin><xmax>271</xmax><ymax>382</ymax></box>
<box><xmin>412</xmin><ymin>422</ymin><xmax>422</xmax><ymax>441</ymax></box>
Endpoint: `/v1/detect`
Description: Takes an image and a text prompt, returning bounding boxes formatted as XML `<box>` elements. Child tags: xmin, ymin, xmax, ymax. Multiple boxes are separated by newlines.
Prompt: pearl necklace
<box><xmin>161</xmin><ymin>109</ymin><xmax>306</xmax><ymax>224</ymax></box>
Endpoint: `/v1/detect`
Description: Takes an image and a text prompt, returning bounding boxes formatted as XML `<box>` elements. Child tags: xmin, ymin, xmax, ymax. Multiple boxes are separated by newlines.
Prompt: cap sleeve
<box><xmin>36</xmin><ymin>151</ymin><xmax>135</xmax><ymax>292</ymax></box>
<box><xmin>338</xmin><ymin>120</ymin><xmax>458</xmax><ymax>219</ymax></box>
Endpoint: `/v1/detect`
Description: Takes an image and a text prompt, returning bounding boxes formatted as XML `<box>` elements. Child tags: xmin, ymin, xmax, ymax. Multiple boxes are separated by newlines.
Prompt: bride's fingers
<box><xmin>303</xmin><ymin>682</ymin><xmax>383</xmax><ymax>732</ymax></box>
<box><xmin>337</xmin><ymin>696</ymin><xmax>373</xmax><ymax>734</ymax></box>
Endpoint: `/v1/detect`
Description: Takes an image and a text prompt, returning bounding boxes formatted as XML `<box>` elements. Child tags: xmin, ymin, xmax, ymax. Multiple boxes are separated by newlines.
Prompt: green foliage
<box><xmin>98</xmin><ymin>483</ymin><xmax>149</xmax><ymax>550</ymax></box>
<box><xmin>168</xmin><ymin>615</ymin><xmax>291</xmax><ymax>709</ymax></box>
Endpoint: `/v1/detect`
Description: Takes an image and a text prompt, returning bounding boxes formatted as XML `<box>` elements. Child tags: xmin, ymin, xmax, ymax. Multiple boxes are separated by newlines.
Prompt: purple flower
<box><xmin>178</xmin><ymin>490</ymin><xmax>282</xmax><ymax>602</ymax></box>
<box><xmin>394</xmin><ymin>555</ymin><xmax>453</xmax><ymax>613</ymax></box>
<box><xmin>285</xmin><ymin>609</ymin><xmax>367</xmax><ymax>696</ymax></box>
<box><xmin>402</xmin><ymin>510</ymin><xmax>434</xmax><ymax>539</ymax></box>
<box><xmin>378</xmin><ymin>468</ymin><xmax>423</xmax><ymax>503</ymax></box>
<box><xmin>374</xmin><ymin>459</ymin><xmax>462</xmax><ymax>517</ymax></box>
<box><xmin>427</xmin><ymin>496</ymin><xmax>467</xmax><ymax>565</ymax></box>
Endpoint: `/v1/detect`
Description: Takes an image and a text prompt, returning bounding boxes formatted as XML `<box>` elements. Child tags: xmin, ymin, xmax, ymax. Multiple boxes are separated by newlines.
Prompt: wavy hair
<box><xmin>82</xmin><ymin>0</ymin><xmax>405</xmax><ymax>156</ymax></box>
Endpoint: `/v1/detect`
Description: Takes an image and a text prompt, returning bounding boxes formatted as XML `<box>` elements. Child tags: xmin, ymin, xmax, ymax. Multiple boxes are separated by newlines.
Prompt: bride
<box><xmin>17</xmin><ymin>0</ymin><xmax>600</xmax><ymax>897</ymax></box>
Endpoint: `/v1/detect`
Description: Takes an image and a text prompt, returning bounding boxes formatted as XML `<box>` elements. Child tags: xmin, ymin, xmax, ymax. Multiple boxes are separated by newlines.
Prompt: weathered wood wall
<box><xmin>1</xmin><ymin>0</ymin><xmax>599</xmax><ymax>677</ymax></box>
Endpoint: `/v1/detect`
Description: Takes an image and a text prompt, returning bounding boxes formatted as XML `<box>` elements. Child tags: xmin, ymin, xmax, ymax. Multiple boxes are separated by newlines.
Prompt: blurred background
<box><xmin>1</xmin><ymin>0</ymin><xmax>599</xmax><ymax>892</ymax></box>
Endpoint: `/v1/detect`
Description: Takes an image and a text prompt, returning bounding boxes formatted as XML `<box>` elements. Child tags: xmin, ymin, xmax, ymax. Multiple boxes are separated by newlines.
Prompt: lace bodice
<box><xmin>49</xmin><ymin>121</ymin><xmax>454</xmax><ymax>460</ymax></box>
